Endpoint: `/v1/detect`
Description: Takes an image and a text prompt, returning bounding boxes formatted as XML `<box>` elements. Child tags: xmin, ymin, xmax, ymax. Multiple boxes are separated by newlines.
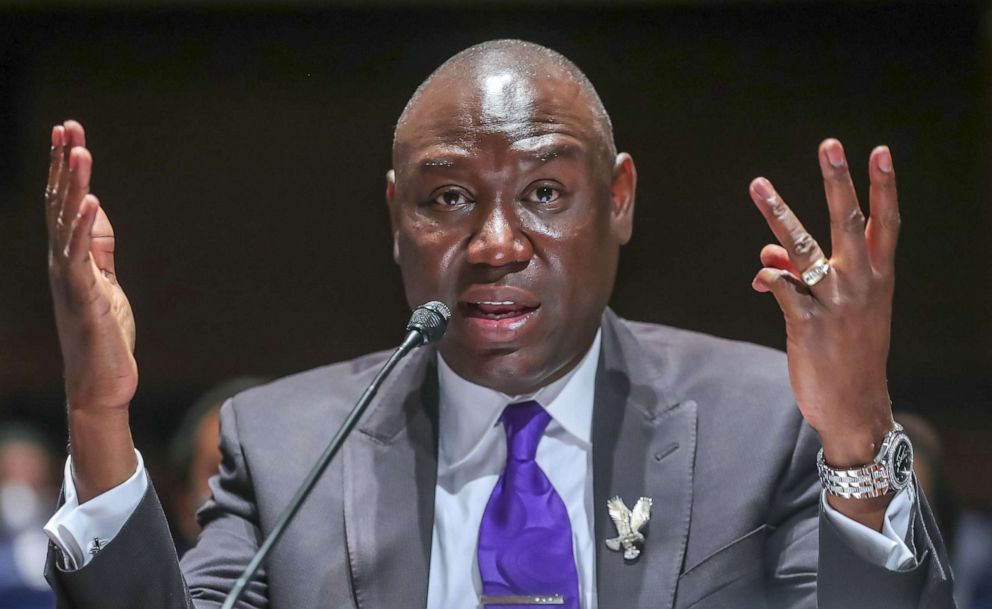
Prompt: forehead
<box><xmin>394</xmin><ymin>68</ymin><xmax>604</xmax><ymax>170</ymax></box>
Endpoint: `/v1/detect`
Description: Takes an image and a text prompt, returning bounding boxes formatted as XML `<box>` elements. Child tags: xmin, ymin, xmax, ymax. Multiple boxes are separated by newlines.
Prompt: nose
<box><xmin>466</xmin><ymin>201</ymin><xmax>533</xmax><ymax>268</ymax></box>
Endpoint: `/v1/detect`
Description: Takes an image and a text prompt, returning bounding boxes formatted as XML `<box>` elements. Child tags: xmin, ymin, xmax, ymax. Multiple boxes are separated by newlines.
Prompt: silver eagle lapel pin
<box><xmin>605</xmin><ymin>496</ymin><xmax>653</xmax><ymax>561</ymax></box>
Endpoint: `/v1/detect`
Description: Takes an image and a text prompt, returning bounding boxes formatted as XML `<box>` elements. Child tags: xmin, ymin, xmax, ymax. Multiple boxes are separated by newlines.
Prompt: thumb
<box><xmin>752</xmin><ymin>267</ymin><xmax>816</xmax><ymax>321</ymax></box>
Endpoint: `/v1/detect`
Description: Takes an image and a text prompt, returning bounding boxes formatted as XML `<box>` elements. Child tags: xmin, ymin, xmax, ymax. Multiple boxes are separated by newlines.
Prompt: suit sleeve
<box><xmin>762</xmin><ymin>416</ymin><xmax>956</xmax><ymax>609</ymax></box>
<box><xmin>44</xmin><ymin>399</ymin><xmax>269</xmax><ymax>609</ymax></box>
<box><xmin>762</xmin><ymin>419</ymin><xmax>821</xmax><ymax>609</ymax></box>
<box><xmin>818</xmin><ymin>474</ymin><xmax>956</xmax><ymax>609</ymax></box>
<box><xmin>44</xmin><ymin>475</ymin><xmax>192</xmax><ymax>609</ymax></box>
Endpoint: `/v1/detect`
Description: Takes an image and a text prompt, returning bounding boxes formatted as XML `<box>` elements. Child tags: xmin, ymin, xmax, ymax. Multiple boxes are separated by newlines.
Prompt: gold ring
<box><xmin>801</xmin><ymin>257</ymin><xmax>831</xmax><ymax>287</ymax></box>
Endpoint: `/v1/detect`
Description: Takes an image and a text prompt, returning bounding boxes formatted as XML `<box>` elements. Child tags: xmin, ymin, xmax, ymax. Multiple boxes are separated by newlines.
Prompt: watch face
<box><xmin>891</xmin><ymin>436</ymin><xmax>914</xmax><ymax>489</ymax></box>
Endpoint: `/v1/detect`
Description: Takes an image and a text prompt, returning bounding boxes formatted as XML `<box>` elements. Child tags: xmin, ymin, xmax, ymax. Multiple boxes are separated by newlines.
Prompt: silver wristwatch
<box><xmin>816</xmin><ymin>423</ymin><xmax>914</xmax><ymax>499</ymax></box>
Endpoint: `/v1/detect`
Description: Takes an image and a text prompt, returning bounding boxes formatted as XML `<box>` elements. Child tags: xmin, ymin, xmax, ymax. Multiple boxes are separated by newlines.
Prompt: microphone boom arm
<box><xmin>221</xmin><ymin>303</ymin><xmax>449</xmax><ymax>609</ymax></box>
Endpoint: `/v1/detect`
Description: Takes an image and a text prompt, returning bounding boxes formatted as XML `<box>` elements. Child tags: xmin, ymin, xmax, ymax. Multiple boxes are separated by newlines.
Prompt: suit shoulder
<box><xmin>620</xmin><ymin>318</ymin><xmax>794</xmax><ymax>407</ymax></box>
<box><xmin>225</xmin><ymin>349</ymin><xmax>396</xmax><ymax>425</ymax></box>
<box><xmin>623</xmin><ymin>318</ymin><xmax>786</xmax><ymax>367</ymax></box>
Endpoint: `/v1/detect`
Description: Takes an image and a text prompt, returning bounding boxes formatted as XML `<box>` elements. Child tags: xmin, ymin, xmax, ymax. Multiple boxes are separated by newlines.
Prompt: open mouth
<box><xmin>460</xmin><ymin>301</ymin><xmax>539</xmax><ymax>320</ymax></box>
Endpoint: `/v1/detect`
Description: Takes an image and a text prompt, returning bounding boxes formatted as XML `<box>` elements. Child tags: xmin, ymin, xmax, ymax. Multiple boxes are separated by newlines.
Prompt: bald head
<box><xmin>393</xmin><ymin>40</ymin><xmax>616</xmax><ymax>168</ymax></box>
<box><xmin>383</xmin><ymin>40</ymin><xmax>637</xmax><ymax>396</ymax></box>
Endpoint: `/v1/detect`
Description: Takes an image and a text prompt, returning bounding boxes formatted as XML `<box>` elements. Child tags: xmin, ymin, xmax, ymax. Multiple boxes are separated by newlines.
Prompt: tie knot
<box><xmin>501</xmin><ymin>401</ymin><xmax>551</xmax><ymax>462</ymax></box>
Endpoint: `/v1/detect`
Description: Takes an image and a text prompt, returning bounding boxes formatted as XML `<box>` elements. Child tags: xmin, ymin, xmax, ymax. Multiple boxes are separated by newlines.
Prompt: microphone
<box><xmin>404</xmin><ymin>300</ymin><xmax>451</xmax><ymax>346</ymax></box>
<box><xmin>221</xmin><ymin>302</ymin><xmax>450</xmax><ymax>609</ymax></box>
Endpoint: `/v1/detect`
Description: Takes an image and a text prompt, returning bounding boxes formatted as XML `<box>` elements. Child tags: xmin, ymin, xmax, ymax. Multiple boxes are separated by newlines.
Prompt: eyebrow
<box><xmin>416</xmin><ymin>143</ymin><xmax>581</xmax><ymax>172</ymax></box>
<box><xmin>525</xmin><ymin>144</ymin><xmax>580</xmax><ymax>164</ymax></box>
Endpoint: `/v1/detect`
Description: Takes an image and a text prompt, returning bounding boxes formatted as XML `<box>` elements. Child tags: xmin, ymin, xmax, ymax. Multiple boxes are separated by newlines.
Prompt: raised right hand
<box><xmin>46</xmin><ymin>120</ymin><xmax>138</xmax><ymax>500</ymax></box>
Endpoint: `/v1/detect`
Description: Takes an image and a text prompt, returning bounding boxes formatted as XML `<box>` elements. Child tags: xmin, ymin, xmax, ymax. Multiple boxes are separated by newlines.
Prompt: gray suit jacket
<box><xmin>46</xmin><ymin>310</ymin><xmax>956</xmax><ymax>609</ymax></box>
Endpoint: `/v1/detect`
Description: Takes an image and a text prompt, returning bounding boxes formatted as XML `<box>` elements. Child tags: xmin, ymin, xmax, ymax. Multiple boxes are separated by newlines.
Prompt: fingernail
<box><xmin>752</xmin><ymin>178</ymin><xmax>775</xmax><ymax>202</ymax></box>
<box><xmin>825</xmin><ymin>141</ymin><xmax>846</xmax><ymax>168</ymax></box>
<box><xmin>877</xmin><ymin>147</ymin><xmax>892</xmax><ymax>173</ymax></box>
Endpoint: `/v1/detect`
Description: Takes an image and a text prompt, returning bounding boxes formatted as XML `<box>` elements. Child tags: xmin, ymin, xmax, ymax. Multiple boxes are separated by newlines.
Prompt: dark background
<box><xmin>1</xmin><ymin>1</ymin><xmax>989</xmax><ymax>506</ymax></box>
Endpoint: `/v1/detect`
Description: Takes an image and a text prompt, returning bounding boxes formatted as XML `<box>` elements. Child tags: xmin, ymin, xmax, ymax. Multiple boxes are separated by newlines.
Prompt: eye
<box><xmin>432</xmin><ymin>188</ymin><xmax>472</xmax><ymax>208</ymax></box>
<box><xmin>524</xmin><ymin>184</ymin><xmax>562</xmax><ymax>205</ymax></box>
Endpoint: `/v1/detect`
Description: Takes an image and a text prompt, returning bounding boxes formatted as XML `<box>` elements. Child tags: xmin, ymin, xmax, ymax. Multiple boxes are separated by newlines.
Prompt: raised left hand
<box><xmin>749</xmin><ymin>138</ymin><xmax>900</xmax><ymax>479</ymax></box>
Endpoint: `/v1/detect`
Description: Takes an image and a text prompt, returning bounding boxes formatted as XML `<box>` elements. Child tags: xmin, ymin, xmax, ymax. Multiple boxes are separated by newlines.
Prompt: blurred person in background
<box><xmin>895</xmin><ymin>412</ymin><xmax>958</xmax><ymax>545</ymax></box>
<box><xmin>0</xmin><ymin>425</ymin><xmax>57</xmax><ymax>609</ymax></box>
<box><xmin>895</xmin><ymin>410</ymin><xmax>992</xmax><ymax>609</ymax></box>
<box><xmin>953</xmin><ymin>510</ymin><xmax>992</xmax><ymax>609</ymax></box>
<box><xmin>166</xmin><ymin>377</ymin><xmax>268</xmax><ymax>557</ymax></box>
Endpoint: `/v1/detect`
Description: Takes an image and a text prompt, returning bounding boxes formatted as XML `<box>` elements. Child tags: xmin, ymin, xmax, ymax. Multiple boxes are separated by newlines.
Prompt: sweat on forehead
<box><xmin>393</xmin><ymin>39</ymin><xmax>616</xmax><ymax>161</ymax></box>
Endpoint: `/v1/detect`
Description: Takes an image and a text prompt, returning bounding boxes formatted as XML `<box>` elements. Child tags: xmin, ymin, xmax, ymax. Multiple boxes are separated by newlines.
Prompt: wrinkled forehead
<box><xmin>393</xmin><ymin>68</ymin><xmax>609</xmax><ymax>171</ymax></box>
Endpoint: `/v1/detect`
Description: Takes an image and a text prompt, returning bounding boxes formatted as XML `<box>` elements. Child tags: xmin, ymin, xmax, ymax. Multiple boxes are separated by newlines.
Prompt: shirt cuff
<box><xmin>43</xmin><ymin>450</ymin><xmax>148</xmax><ymax>570</ymax></box>
<box><xmin>820</xmin><ymin>485</ymin><xmax>917</xmax><ymax>571</ymax></box>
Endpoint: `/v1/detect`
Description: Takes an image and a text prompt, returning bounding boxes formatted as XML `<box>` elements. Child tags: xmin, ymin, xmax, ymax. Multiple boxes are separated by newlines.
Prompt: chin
<box><xmin>443</xmin><ymin>341</ymin><xmax>551</xmax><ymax>395</ymax></box>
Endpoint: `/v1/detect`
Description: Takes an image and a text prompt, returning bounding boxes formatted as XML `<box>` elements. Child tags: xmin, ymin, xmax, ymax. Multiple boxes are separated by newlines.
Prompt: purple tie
<box><xmin>477</xmin><ymin>401</ymin><xmax>580</xmax><ymax>608</ymax></box>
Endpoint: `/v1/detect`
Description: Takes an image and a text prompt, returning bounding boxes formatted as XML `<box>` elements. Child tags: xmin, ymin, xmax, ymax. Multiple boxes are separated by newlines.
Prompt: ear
<box><xmin>385</xmin><ymin>169</ymin><xmax>401</xmax><ymax>263</ymax></box>
<box><xmin>610</xmin><ymin>153</ymin><xmax>637</xmax><ymax>245</ymax></box>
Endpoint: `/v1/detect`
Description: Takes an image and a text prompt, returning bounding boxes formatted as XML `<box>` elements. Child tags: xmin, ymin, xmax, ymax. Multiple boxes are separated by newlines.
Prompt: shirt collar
<box><xmin>437</xmin><ymin>329</ymin><xmax>601</xmax><ymax>469</ymax></box>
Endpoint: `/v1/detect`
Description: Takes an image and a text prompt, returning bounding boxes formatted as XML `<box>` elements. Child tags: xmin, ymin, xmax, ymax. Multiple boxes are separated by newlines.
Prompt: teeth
<box><xmin>476</xmin><ymin>301</ymin><xmax>516</xmax><ymax>306</ymax></box>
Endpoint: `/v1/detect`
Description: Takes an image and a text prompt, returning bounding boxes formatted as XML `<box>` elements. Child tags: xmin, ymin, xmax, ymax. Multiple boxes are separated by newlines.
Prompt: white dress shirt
<box><xmin>427</xmin><ymin>331</ymin><xmax>602</xmax><ymax>609</ymax></box>
<box><xmin>46</xmin><ymin>328</ymin><xmax>917</xmax><ymax>608</ymax></box>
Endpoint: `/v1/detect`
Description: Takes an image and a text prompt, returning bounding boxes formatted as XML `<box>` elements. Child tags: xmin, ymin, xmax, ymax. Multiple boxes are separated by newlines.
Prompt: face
<box><xmin>388</xmin><ymin>64</ymin><xmax>636</xmax><ymax>395</ymax></box>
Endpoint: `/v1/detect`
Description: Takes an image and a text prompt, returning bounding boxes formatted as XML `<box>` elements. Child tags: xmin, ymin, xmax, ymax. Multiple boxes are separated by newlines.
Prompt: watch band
<box><xmin>816</xmin><ymin>423</ymin><xmax>910</xmax><ymax>499</ymax></box>
<box><xmin>816</xmin><ymin>454</ymin><xmax>891</xmax><ymax>499</ymax></box>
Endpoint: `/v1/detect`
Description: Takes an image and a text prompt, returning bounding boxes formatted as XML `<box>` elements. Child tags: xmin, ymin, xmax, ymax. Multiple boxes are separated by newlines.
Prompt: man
<box><xmin>0</xmin><ymin>425</ymin><xmax>58</xmax><ymax>609</ymax></box>
<box><xmin>40</xmin><ymin>40</ymin><xmax>954</xmax><ymax>608</ymax></box>
<box><xmin>166</xmin><ymin>377</ymin><xmax>269</xmax><ymax>556</ymax></box>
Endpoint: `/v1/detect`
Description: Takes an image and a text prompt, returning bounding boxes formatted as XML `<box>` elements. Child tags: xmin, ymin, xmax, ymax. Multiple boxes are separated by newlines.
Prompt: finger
<box><xmin>64</xmin><ymin>194</ymin><xmax>99</xmax><ymax>264</ymax></box>
<box><xmin>759</xmin><ymin>243</ymin><xmax>798</xmax><ymax>275</ymax></box>
<box><xmin>62</xmin><ymin>197</ymin><xmax>101</xmax><ymax>306</ymax></box>
<box><xmin>45</xmin><ymin>125</ymin><xmax>67</xmax><ymax>240</ymax></box>
<box><xmin>58</xmin><ymin>147</ymin><xmax>92</xmax><ymax>248</ymax></box>
<box><xmin>57</xmin><ymin>120</ymin><xmax>89</xmax><ymax>242</ymax></box>
<box><xmin>63</xmin><ymin>119</ymin><xmax>87</xmax><ymax>149</ymax></box>
<box><xmin>751</xmin><ymin>267</ymin><xmax>817</xmax><ymax>320</ymax></box>
<box><xmin>866</xmin><ymin>145</ymin><xmax>900</xmax><ymax>277</ymax></box>
<box><xmin>749</xmin><ymin>177</ymin><xmax>829</xmax><ymax>286</ymax></box>
<box><xmin>54</xmin><ymin>149</ymin><xmax>74</xmax><ymax>247</ymax></box>
<box><xmin>90</xmin><ymin>203</ymin><xmax>117</xmax><ymax>278</ymax></box>
<box><xmin>818</xmin><ymin>139</ymin><xmax>869</xmax><ymax>272</ymax></box>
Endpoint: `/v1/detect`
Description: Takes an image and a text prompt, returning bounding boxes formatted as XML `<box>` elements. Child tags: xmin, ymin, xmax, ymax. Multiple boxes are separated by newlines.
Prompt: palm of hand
<box><xmin>47</xmin><ymin>122</ymin><xmax>137</xmax><ymax>412</ymax></box>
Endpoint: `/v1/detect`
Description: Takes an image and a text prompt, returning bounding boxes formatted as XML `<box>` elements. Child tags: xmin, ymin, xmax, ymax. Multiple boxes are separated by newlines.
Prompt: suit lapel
<box><xmin>341</xmin><ymin>311</ymin><xmax>697</xmax><ymax>609</ymax></box>
<box><xmin>594</xmin><ymin>311</ymin><xmax>697</xmax><ymax>609</ymax></box>
<box><xmin>344</xmin><ymin>347</ymin><xmax>439</xmax><ymax>609</ymax></box>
